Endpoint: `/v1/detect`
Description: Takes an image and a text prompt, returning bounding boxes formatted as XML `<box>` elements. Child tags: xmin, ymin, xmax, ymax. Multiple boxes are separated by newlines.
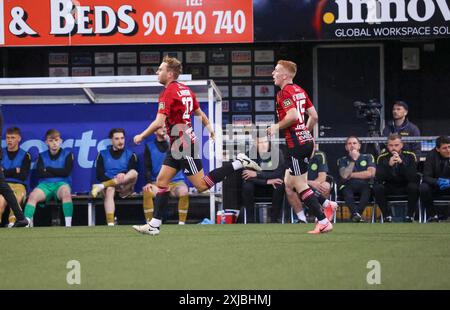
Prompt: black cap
<box><xmin>394</xmin><ymin>100</ymin><xmax>409</xmax><ymax>111</ymax></box>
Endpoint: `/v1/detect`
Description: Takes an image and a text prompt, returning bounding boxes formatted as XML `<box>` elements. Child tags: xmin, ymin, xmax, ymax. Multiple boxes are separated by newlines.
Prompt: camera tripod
<box><xmin>362</xmin><ymin>125</ymin><xmax>381</xmax><ymax>157</ymax></box>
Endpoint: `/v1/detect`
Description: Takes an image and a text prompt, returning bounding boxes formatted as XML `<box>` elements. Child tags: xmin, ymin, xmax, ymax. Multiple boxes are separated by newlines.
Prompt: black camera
<box><xmin>353</xmin><ymin>99</ymin><xmax>382</xmax><ymax>155</ymax></box>
<box><xmin>353</xmin><ymin>99</ymin><xmax>382</xmax><ymax>120</ymax></box>
<box><xmin>353</xmin><ymin>99</ymin><xmax>382</xmax><ymax>136</ymax></box>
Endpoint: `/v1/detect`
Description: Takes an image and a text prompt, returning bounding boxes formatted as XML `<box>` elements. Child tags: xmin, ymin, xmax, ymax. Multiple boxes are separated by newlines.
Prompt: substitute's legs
<box><xmin>8</xmin><ymin>185</ymin><xmax>26</xmax><ymax>226</ymax></box>
<box><xmin>24</xmin><ymin>188</ymin><xmax>47</xmax><ymax>225</ymax></box>
<box><xmin>116</xmin><ymin>169</ymin><xmax>138</xmax><ymax>199</ymax></box>
<box><xmin>0</xmin><ymin>195</ymin><xmax>6</xmax><ymax>226</ymax></box>
<box><xmin>0</xmin><ymin>171</ymin><xmax>27</xmax><ymax>225</ymax></box>
<box><xmin>57</xmin><ymin>185</ymin><xmax>73</xmax><ymax>227</ymax></box>
<box><xmin>171</xmin><ymin>183</ymin><xmax>189</xmax><ymax>224</ymax></box>
<box><xmin>104</xmin><ymin>187</ymin><xmax>116</xmax><ymax>226</ymax></box>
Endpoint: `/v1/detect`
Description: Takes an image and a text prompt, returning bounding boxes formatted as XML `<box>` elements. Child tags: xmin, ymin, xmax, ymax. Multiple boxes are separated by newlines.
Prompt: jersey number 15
<box><xmin>295</xmin><ymin>99</ymin><xmax>306</xmax><ymax>123</ymax></box>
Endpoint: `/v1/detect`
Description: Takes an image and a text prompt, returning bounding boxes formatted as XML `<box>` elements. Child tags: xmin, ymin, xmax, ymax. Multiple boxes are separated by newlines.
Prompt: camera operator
<box><xmin>382</xmin><ymin>101</ymin><xmax>421</xmax><ymax>156</ymax></box>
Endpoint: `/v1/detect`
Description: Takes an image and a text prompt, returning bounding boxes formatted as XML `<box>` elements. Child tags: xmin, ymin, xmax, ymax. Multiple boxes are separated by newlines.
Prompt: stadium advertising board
<box><xmin>1</xmin><ymin>103</ymin><xmax>211</xmax><ymax>192</ymax></box>
<box><xmin>1</xmin><ymin>0</ymin><xmax>253</xmax><ymax>46</ymax></box>
<box><xmin>1</xmin><ymin>0</ymin><xmax>448</xmax><ymax>46</ymax></box>
<box><xmin>253</xmin><ymin>0</ymin><xmax>450</xmax><ymax>41</ymax></box>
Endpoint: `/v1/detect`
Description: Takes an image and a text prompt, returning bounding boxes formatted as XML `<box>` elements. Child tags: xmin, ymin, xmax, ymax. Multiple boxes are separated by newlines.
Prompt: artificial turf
<box><xmin>1</xmin><ymin>223</ymin><xmax>449</xmax><ymax>289</ymax></box>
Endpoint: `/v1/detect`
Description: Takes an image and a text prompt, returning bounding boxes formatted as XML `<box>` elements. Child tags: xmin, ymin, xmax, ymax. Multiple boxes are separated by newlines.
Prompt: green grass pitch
<box><xmin>1</xmin><ymin>223</ymin><xmax>450</xmax><ymax>289</ymax></box>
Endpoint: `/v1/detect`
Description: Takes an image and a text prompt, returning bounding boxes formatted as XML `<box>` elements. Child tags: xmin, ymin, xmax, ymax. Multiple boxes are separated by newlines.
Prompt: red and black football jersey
<box><xmin>276</xmin><ymin>83</ymin><xmax>314</xmax><ymax>148</ymax></box>
<box><xmin>157</xmin><ymin>81</ymin><xmax>200</xmax><ymax>145</ymax></box>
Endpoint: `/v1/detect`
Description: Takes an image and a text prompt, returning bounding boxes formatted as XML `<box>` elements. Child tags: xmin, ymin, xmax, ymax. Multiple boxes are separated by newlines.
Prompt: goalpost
<box><xmin>0</xmin><ymin>75</ymin><xmax>223</xmax><ymax>222</ymax></box>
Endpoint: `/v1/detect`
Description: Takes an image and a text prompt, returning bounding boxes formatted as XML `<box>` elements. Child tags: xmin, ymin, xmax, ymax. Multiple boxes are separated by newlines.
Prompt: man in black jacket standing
<box><xmin>382</xmin><ymin>101</ymin><xmax>421</xmax><ymax>156</ymax></box>
<box><xmin>374</xmin><ymin>134</ymin><xmax>419</xmax><ymax>222</ymax></box>
<box><xmin>240</xmin><ymin>135</ymin><xmax>285</xmax><ymax>223</ymax></box>
<box><xmin>420</xmin><ymin>136</ymin><xmax>450</xmax><ymax>222</ymax></box>
<box><xmin>0</xmin><ymin>110</ymin><xmax>28</xmax><ymax>227</ymax></box>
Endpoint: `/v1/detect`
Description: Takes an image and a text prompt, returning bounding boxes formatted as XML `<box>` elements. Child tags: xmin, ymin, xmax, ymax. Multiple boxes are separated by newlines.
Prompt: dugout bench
<box><xmin>42</xmin><ymin>192</ymin><xmax>221</xmax><ymax>226</ymax></box>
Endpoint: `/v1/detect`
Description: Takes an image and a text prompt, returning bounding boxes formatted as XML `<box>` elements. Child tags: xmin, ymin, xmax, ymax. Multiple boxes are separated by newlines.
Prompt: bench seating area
<box><xmin>34</xmin><ymin>192</ymin><xmax>220</xmax><ymax>226</ymax></box>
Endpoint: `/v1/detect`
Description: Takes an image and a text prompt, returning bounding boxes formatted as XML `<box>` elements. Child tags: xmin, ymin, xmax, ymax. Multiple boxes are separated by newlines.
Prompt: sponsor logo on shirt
<box><xmin>283</xmin><ymin>99</ymin><xmax>292</xmax><ymax>108</ymax></box>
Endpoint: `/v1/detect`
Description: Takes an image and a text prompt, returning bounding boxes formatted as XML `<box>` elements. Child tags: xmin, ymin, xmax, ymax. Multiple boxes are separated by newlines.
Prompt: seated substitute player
<box><xmin>142</xmin><ymin>126</ymin><xmax>190</xmax><ymax>224</ymax></box>
<box><xmin>0</xmin><ymin>127</ymin><xmax>31</xmax><ymax>227</ymax></box>
<box><xmin>24</xmin><ymin>129</ymin><xmax>74</xmax><ymax>227</ymax></box>
<box><xmin>268</xmin><ymin>60</ymin><xmax>335</xmax><ymax>234</ymax></box>
<box><xmin>91</xmin><ymin>128</ymin><xmax>138</xmax><ymax>226</ymax></box>
<box><xmin>420</xmin><ymin>135</ymin><xmax>450</xmax><ymax>222</ymax></box>
<box><xmin>240</xmin><ymin>134</ymin><xmax>285</xmax><ymax>223</ymax></box>
<box><xmin>132</xmin><ymin>56</ymin><xmax>261</xmax><ymax>235</ymax></box>
<box><xmin>0</xmin><ymin>111</ymin><xmax>28</xmax><ymax>227</ymax></box>
<box><xmin>338</xmin><ymin>136</ymin><xmax>376</xmax><ymax>222</ymax></box>
<box><xmin>286</xmin><ymin>148</ymin><xmax>333</xmax><ymax>223</ymax></box>
<box><xmin>374</xmin><ymin>134</ymin><xmax>419</xmax><ymax>222</ymax></box>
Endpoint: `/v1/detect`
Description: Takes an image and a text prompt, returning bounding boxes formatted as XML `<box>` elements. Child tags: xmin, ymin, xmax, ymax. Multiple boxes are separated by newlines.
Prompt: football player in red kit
<box><xmin>269</xmin><ymin>60</ymin><xmax>336</xmax><ymax>234</ymax></box>
<box><xmin>132</xmin><ymin>56</ymin><xmax>260</xmax><ymax>235</ymax></box>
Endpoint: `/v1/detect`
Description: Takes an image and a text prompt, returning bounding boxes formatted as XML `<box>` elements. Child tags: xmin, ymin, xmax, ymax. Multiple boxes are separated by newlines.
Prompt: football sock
<box><xmin>153</xmin><ymin>187</ymin><xmax>170</xmax><ymax>220</ymax></box>
<box><xmin>62</xmin><ymin>202</ymin><xmax>73</xmax><ymax>226</ymax></box>
<box><xmin>101</xmin><ymin>179</ymin><xmax>116</xmax><ymax>188</ymax></box>
<box><xmin>204</xmin><ymin>162</ymin><xmax>234</xmax><ymax>189</ymax></box>
<box><xmin>319</xmin><ymin>218</ymin><xmax>329</xmax><ymax>225</ymax></box>
<box><xmin>106</xmin><ymin>213</ymin><xmax>115</xmax><ymax>225</ymax></box>
<box><xmin>149</xmin><ymin>217</ymin><xmax>162</xmax><ymax>228</ymax></box>
<box><xmin>62</xmin><ymin>202</ymin><xmax>73</xmax><ymax>217</ymax></box>
<box><xmin>24</xmin><ymin>203</ymin><xmax>36</xmax><ymax>219</ymax></box>
<box><xmin>297</xmin><ymin>210</ymin><xmax>307</xmax><ymax>223</ymax></box>
<box><xmin>178</xmin><ymin>195</ymin><xmax>189</xmax><ymax>223</ymax></box>
<box><xmin>300</xmin><ymin>188</ymin><xmax>326</xmax><ymax>221</ymax></box>
<box><xmin>143</xmin><ymin>191</ymin><xmax>154</xmax><ymax>221</ymax></box>
<box><xmin>8</xmin><ymin>210</ymin><xmax>16</xmax><ymax>225</ymax></box>
<box><xmin>313</xmin><ymin>190</ymin><xmax>326</xmax><ymax>204</ymax></box>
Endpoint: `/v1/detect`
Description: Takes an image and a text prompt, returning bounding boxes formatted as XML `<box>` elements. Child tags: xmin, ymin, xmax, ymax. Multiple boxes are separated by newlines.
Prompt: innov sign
<box><xmin>331</xmin><ymin>0</ymin><xmax>450</xmax><ymax>24</ymax></box>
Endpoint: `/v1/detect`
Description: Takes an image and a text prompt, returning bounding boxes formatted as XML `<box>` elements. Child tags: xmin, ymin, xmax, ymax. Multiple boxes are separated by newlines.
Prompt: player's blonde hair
<box><xmin>277</xmin><ymin>60</ymin><xmax>297</xmax><ymax>77</ymax></box>
<box><xmin>163</xmin><ymin>56</ymin><xmax>183</xmax><ymax>79</ymax></box>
